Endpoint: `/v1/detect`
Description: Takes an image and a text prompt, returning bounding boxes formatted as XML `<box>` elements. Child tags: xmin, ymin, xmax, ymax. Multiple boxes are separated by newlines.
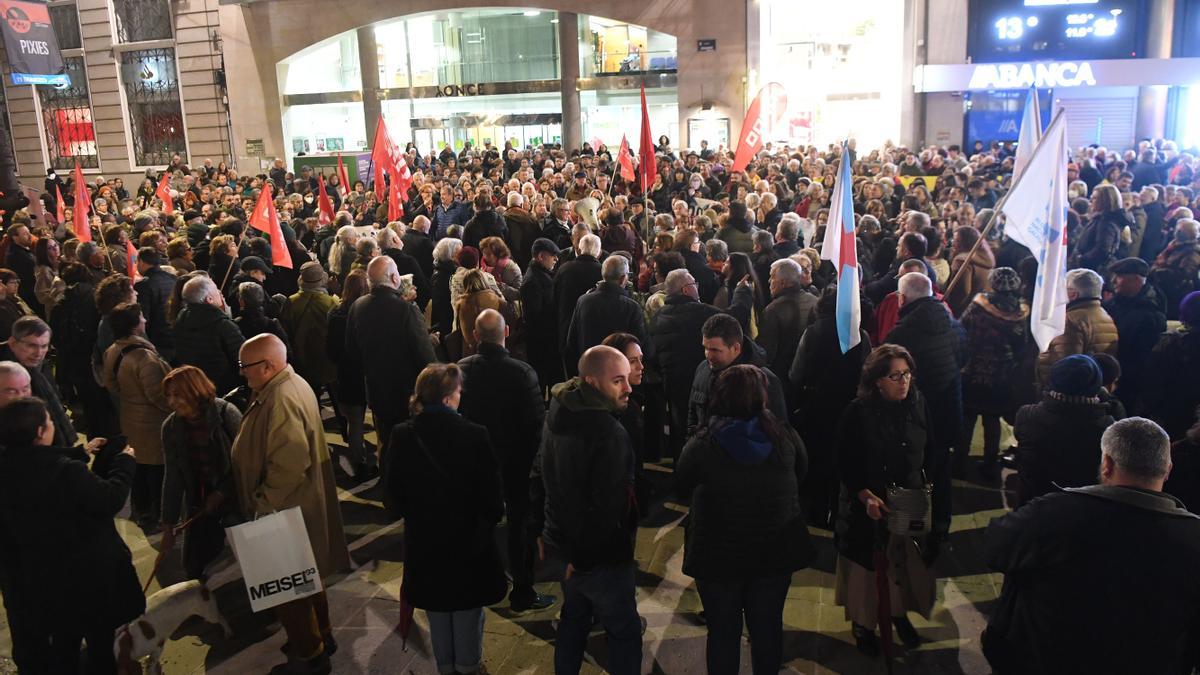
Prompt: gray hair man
<box><xmin>983</xmin><ymin>416</ymin><xmax>1200</xmax><ymax>675</ymax></box>
<box><xmin>0</xmin><ymin>318</ymin><xmax>77</xmax><ymax>447</ymax></box>
<box><xmin>1037</xmin><ymin>268</ymin><xmax>1119</xmax><ymax>383</ymax></box>
<box><xmin>760</xmin><ymin>258</ymin><xmax>817</xmax><ymax>397</ymax></box>
<box><xmin>563</xmin><ymin>252</ymin><xmax>652</xmax><ymax>377</ymax></box>
<box><xmin>174</xmin><ymin>275</ymin><xmax>245</xmax><ymax>396</ymax></box>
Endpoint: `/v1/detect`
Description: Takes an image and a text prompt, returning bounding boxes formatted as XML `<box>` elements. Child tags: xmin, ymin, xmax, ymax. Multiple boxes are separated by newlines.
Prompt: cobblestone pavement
<box><xmin>0</xmin><ymin>418</ymin><xmax>1012</xmax><ymax>674</ymax></box>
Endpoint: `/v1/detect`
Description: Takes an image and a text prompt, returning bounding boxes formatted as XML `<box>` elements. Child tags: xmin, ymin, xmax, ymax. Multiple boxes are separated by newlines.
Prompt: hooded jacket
<box><xmin>531</xmin><ymin>378</ymin><xmax>637</xmax><ymax>571</ymax></box>
<box><xmin>675</xmin><ymin>415</ymin><xmax>814</xmax><ymax>580</ymax></box>
<box><xmin>716</xmin><ymin>216</ymin><xmax>755</xmax><ymax>256</ymax></box>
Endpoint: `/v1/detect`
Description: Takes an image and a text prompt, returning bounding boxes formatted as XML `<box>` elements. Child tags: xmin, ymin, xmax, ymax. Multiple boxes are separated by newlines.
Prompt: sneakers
<box><xmin>509</xmin><ymin>593</ymin><xmax>557</xmax><ymax>615</ymax></box>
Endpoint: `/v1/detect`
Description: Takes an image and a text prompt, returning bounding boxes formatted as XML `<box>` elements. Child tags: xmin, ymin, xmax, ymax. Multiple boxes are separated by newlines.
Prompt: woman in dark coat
<box><xmin>383</xmin><ymin>363</ymin><xmax>506</xmax><ymax>675</ymax></box>
<box><xmin>326</xmin><ymin>269</ymin><xmax>374</xmax><ymax>478</ymax></box>
<box><xmin>676</xmin><ymin>365</ymin><xmax>814</xmax><ymax>675</ymax></box>
<box><xmin>834</xmin><ymin>344</ymin><xmax>937</xmax><ymax>656</ymax></box>
<box><xmin>159</xmin><ymin>366</ymin><xmax>243</xmax><ymax>579</ymax></box>
<box><xmin>430</xmin><ymin>239</ymin><xmax>461</xmax><ymax>339</ymax></box>
<box><xmin>1073</xmin><ymin>184</ymin><xmax>1131</xmax><ymax>276</ymax></box>
<box><xmin>958</xmin><ymin>267</ymin><xmax>1030</xmax><ymax>480</ymax></box>
<box><xmin>0</xmin><ymin>397</ymin><xmax>144</xmax><ymax>674</ymax></box>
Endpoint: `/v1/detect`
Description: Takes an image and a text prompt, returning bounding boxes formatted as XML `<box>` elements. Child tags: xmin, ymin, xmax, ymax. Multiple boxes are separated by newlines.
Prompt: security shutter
<box><xmin>1061</xmin><ymin>97</ymin><xmax>1137</xmax><ymax>150</ymax></box>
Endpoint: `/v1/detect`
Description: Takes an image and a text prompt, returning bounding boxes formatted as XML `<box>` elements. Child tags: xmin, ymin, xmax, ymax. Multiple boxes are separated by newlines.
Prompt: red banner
<box><xmin>617</xmin><ymin>135</ymin><xmax>636</xmax><ymax>182</ymax></box>
<box><xmin>72</xmin><ymin>161</ymin><xmax>91</xmax><ymax>243</ymax></box>
<box><xmin>155</xmin><ymin>172</ymin><xmax>173</xmax><ymax>215</ymax></box>
<box><xmin>248</xmin><ymin>188</ymin><xmax>292</xmax><ymax>269</ymax></box>
<box><xmin>316</xmin><ymin>174</ymin><xmax>335</xmax><ymax>226</ymax></box>
<box><xmin>336</xmin><ymin>153</ymin><xmax>350</xmax><ymax>201</ymax></box>
<box><xmin>54</xmin><ymin>183</ymin><xmax>64</xmax><ymax>223</ymax></box>
<box><xmin>638</xmin><ymin>84</ymin><xmax>656</xmax><ymax>195</ymax></box>
<box><xmin>731</xmin><ymin>83</ymin><xmax>788</xmax><ymax>174</ymax></box>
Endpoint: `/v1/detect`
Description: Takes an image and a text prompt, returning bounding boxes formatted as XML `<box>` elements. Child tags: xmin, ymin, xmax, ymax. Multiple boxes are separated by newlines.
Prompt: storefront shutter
<box><xmin>1061</xmin><ymin>97</ymin><xmax>1137</xmax><ymax>151</ymax></box>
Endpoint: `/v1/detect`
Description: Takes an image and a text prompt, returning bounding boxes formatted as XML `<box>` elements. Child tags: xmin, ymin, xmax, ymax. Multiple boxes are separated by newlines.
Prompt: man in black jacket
<box><xmin>1102</xmin><ymin>257</ymin><xmax>1167</xmax><ymax>410</ymax></box>
<box><xmin>1</xmin><ymin>318</ymin><xmax>75</xmax><ymax>447</ymax></box>
<box><xmin>174</xmin><ymin>276</ymin><xmax>246</xmax><ymax>398</ymax></box>
<box><xmin>401</xmin><ymin>215</ymin><xmax>436</xmax><ymax>280</ymax></box>
<box><xmin>458</xmin><ymin>309</ymin><xmax>554</xmax><ymax>614</ymax></box>
<box><xmin>522</xmin><ymin>238</ymin><xmax>563</xmax><ymax>390</ymax></box>
<box><xmin>532</xmin><ymin>345</ymin><xmax>642</xmax><ymax>675</ymax></box>
<box><xmin>886</xmin><ymin>272</ymin><xmax>963</xmax><ymax>538</ymax></box>
<box><xmin>345</xmin><ymin>256</ymin><xmax>436</xmax><ymax>458</ymax></box>
<box><xmin>650</xmin><ymin>269</ymin><xmax>720</xmax><ymax>457</ymax></box>
<box><xmin>463</xmin><ymin>192</ymin><xmax>507</xmax><ymax>251</ymax></box>
<box><xmin>553</xmin><ymin>234</ymin><xmax>603</xmax><ymax>362</ymax></box>
<box><xmin>4</xmin><ymin>223</ymin><xmax>40</xmax><ymax>317</ymax></box>
<box><xmin>688</xmin><ymin>314</ymin><xmax>787</xmax><ymax>435</ymax></box>
<box><xmin>563</xmin><ymin>255</ymin><xmax>653</xmax><ymax>377</ymax></box>
<box><xmin>983</xmin><ymin>417</ymin><xmax>1200</xmax><ymax>675</ymax></box>
<box><xmin>134</xmin><ymin>248</ymin><xmax>177</xmax><ymax>361</ymax></box>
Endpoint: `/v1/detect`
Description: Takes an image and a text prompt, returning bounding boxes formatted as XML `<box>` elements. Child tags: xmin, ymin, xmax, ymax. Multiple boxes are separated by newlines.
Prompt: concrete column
<box><xmin>558</xmin><ymin>12</ymin><xmax>581</xmax><ymax>151</ymax></box>
<box><xmin>1136</xmin><ymin>0</ymin><xmax>1173</xmax><ymax>140</ymax></box>
<box><xmin>358</xmin><ymin>26</ymin><xmax>382</xmax><ymax>145</ymax></box>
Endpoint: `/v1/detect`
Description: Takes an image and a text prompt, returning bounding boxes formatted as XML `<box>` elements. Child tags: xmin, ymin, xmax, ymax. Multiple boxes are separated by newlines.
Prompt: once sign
<box><xmin>435</xmin><ymin>83</ymin><xmax>486</xmax><ymax>97</ymax></box>
<box><xmin>967</xmin><ymin>61</ymin><xmax>1097</xmax><ymax>89</ymax></box>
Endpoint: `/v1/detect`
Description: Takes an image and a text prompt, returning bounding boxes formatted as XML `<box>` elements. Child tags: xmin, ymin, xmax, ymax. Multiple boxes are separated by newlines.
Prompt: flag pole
<box><xmin>605</xmin><ymin>159</ymin><xmax>619</xmax><ymax>199</ymax></box>
<box><xmin>942</xmin><ymin>108</ymin><xmax>1066</xmax><ymax>298</ymax></box>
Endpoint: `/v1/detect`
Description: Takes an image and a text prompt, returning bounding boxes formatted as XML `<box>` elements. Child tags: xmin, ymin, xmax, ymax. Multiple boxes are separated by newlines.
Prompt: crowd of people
<box><xmin>0</xmin><ymin>133</ymin><xmax>1199</xmax><ymax>674</ymax></box>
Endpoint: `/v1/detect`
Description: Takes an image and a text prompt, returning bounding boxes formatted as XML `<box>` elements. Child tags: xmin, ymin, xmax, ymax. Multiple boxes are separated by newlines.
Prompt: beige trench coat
<box><xmin>230</xmin><ymin>365</ymin><xmax>351</xmax><ymax>579</ymax></box>
<box><xmin>102</xmin><ymin>335</ymin><xmax>171</xmax><ymax>465</ymax></box>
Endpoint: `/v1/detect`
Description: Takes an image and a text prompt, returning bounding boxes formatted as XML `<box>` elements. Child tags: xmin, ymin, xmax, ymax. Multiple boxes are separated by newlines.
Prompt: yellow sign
<box><xmin>897</xmin><ymin>175</ymin><xmax>938</xmax><ymax>192</ymax></box>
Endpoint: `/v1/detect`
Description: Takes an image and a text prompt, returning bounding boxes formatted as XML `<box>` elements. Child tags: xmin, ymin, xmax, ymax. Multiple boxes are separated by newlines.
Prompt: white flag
<box><xmin>1012</xmin><ymin>88</ymin><xmax>1042</xmax><ymax>181</ymax></box>
<box><xmin>1000</xmin><ymin>111</ymin><xmax>1069</xmax><ymax>352</ymax></box>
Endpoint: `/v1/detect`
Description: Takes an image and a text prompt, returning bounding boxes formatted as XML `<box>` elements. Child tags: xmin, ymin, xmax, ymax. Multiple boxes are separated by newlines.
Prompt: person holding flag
<box><xmin>248</xmin><ymin>187</ymin><xmax>294</xmax><ymax>271</ymax></box>
<box><xmin>155</xmin><ymin>172</ymin><xmax>175</xmax><ymax>215</ymax></box>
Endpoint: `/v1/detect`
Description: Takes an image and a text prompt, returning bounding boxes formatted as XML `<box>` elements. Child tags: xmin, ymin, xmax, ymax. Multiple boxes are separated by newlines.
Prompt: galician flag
<box><xmin>1013</xmin><ymin>87</ymin><xmax>1042</xmax><ymax>181</ymax></box>
<box><xmin>999</xmin><ymin>110</ymin><xmax>1069</xmax><ymax>352</ymax></box>
<box><xmin>819</xmin><ymin>142</ymin><xmax>861</xmax><ymax>354</ymax></box>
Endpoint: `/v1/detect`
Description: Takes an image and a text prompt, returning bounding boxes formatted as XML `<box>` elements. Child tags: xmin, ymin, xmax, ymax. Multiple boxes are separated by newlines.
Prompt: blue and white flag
<box><xmin>820</xmin><ymin>142</ymin><xmax>860</xmax><ymax>354</ymax></box>
<box><xmin>1000</xmin><ymin>111</ymin><xmax>1069</xmax><ymax>352</ymax></box>
<box><xmin>1013</xmin><ymin>87</ymin><xmax>1042</xmax><ymax>181</ymax></box>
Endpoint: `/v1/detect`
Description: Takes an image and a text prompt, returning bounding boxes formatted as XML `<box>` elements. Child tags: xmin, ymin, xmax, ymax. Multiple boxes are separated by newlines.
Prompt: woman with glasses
<box><xmin>834</xmin><ymin>343</ymin><xmax>937</xmax><ymax>657</ymax></box>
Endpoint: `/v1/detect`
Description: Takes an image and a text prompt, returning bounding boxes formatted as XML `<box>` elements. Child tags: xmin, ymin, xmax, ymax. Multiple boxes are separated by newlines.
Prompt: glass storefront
<box><xmin>278</xmin><ymin>7</ymin><xmax>678</xmax><ymax>164</ymax></box>
<box><xmin>756</xmin><ymin>0</ymin><xmax>904</xmax><ymax>149</ymax></box>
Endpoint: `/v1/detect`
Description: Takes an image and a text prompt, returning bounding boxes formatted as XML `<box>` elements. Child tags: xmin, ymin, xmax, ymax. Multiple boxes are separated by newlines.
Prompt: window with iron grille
<box><xmin>119</xmin><ymin>48</ymin><xmax>185</xmax><ymax>166</ymax></box>
<box><xmin>112</xmin><ymin>0</ymin><xmax>172</xmax><ymax>43</ymax></box>
<box><xmin>48</xmin><ymin>3</ymin><xmax>81</xmax><ymax>50</ymax></box>
<box><xmin>38</xmin><ymin>56</ymin><xmax>98</xmax><ymax>169</ymax></box>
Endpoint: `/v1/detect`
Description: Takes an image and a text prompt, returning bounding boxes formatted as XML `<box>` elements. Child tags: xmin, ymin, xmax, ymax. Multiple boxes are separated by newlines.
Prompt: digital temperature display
<box><xmin>970</xmin><ymin>0</ymin><xmax>1145</xmax><ymax>63</ymax></box>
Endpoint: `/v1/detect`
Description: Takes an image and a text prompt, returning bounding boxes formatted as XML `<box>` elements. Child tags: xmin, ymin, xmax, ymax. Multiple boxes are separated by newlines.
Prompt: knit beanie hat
<box><xmin>1049</xmin><ymin>354</ymin><xmax>1102</xmax><ymax>396</ymax></box>
<box><xmin>1180</xmin><ymin>291</ymin><xmax>1200</xmax><ymax>327</ymax></box>
<box><xmin>989</xmin><ymin>266</ymin><xmax>1020</xmax><ymax>293</ymax></box>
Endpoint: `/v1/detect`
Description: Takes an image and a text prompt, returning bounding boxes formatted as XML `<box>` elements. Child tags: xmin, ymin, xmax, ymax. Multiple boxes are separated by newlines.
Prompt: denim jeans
<box><xmin>695</xmin><ymin>574</ymin><xmax>792</xmax><ymax>675</ymax></box>
<box><xmin>426</xmin><ymin>607</ymin><xmax>484</xmax><ymax>674</ymax></box>
<box><xmin>555</xmin><ymin>561</ymin><xmax>642</xmax><ymax>675</ymax></box>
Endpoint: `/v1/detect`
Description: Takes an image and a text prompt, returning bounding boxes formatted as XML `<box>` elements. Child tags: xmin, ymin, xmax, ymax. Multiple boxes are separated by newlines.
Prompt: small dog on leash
<box><xmin>115</xmin><ymin>579</ymin><xmax>232</xmax><ymax>674</ymax></box>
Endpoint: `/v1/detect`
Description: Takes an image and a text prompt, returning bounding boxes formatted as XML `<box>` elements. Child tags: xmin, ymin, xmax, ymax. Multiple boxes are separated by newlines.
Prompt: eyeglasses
<box><xmin>886</xmin><ymin>370</ymin><xmax>913</xmax><ymax>383</ymax></box>
<box><xmin>238</xmin><ymin>359</ymin><xmax>267</xmax><ymax>372</ymax></box>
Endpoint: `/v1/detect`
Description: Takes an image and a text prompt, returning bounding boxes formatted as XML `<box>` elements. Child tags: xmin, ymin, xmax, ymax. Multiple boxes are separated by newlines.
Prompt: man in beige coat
<box><xmin>1036</xmin><ymin>268</ymin><xmax>1120</xmax><ymax>384</ymax></box>
<box><xmin>231</xmin><ymin>334</ymin><xmax>350</xmax><ymax>675</ymax></box>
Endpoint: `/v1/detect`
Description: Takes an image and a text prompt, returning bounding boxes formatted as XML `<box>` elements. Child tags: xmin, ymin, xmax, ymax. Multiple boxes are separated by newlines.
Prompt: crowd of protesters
<box><xmin>0</xmin><ymin>133</ymin><xmax>1199</xmax><ymax>674</ymax></box>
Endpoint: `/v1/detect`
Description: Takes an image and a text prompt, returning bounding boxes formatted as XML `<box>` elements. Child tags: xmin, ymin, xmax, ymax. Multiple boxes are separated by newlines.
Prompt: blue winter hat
<box><xmin>1049</xmin><ymin>354</ymin><xmax>1102</xmax><ymax>396</ymax></box>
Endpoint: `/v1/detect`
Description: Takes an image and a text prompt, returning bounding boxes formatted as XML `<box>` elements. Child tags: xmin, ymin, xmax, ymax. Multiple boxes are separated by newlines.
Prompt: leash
<box><xmin>141</xmin><ymin>512</ymin><xmax>203</xmax><ymax>595</ymax></box>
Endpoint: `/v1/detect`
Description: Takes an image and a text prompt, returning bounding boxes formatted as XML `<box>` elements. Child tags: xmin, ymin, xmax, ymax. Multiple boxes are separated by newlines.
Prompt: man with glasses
<box><xmin>230</xmin><ymin>334</ymin><xmax>350</xmax><ymax>675</ymax></box>
<box><xmin>0</xmin><ymin>317</ymin><xmax>75</xmax><ymax>447</ymax></box>
<box><xmin>885</xmin><ymin>272</ymin><xmax>964</xmax><ymax>552</ymax></box>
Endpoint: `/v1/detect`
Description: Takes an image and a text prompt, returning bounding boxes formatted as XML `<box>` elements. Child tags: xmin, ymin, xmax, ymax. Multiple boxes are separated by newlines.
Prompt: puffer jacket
<box><xmin>1036</xmin><ymin>298</ymin><xmax>1119</xmax><ymax>384</ymax></box>
<box><xmin>173</xmin><ymin>302</ymin><xmax>245</xmax><ymax>397</ymax></box>
<box><xmin>1013</xmin><ymin>392</ymin><xmax>1114</xmax><ymax>507</ymax></box>
<box><xmin>886</xmin><ymin>295</ymin><xmax>963</xmax><ymax>394</ymax></box>
<box><xmin>676</xmin><ymin>415</ymin><xmax>814</xmax><ymax>581</ymax></box>
<box><xmin>961</xmin><ymin>293</ymin><xmax>1030</xmax><ymax>413</ymax></box>
<box><xmin>1074</xmin><ymin>209</ymin><xmax>1130</xmax><ymax>275</ymax></box>
<box><xmin>530</xmin><ymin>378</ymin><xmax>638</xmax><ymax>571</ymax></box>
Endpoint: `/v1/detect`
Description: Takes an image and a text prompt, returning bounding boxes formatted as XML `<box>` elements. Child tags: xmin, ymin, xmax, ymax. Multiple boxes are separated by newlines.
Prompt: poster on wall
<box><xmin>292</xmin><ymin>137</ymin><xmax>310</xmax><ymax>154</ymax></box>
<box><xmin>1</xmin><ymin>0</ymin><xmax>68</xmax><ymax>85</ymax></box>
<box><xmin>325</xmin><ymin>137</ymin><xmax>344</xmax><ymax>151</ymax></box>
<box><xmin>687</xmin><ymin>117</ymin><xmax>729</xmax><ymax>151</ymax></box>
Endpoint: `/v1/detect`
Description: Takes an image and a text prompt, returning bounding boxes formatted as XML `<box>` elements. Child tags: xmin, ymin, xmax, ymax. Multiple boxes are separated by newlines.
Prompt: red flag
<box><xmin>370</xmin><ymin>115</ymin><xmax>402</xmax><ymax>200</ymax></box>
<box><xmin>336</xmin><ymin>154</ymin><xmax>351</xmax><ymax>200</ymax></box>
<box><xmin>154</xmin><ymin>172</ymin><xmax>174</xmax><ymax>215</ymax></box>
<box><xmin>388</xmin><ymin>179</ymin><xmax>404</xmax><ymax>223</ymax></box>
<box><xmin>617</xmin><ymin>135</ymin><xmax>636</xmax><ymax>182</ymax></box>
<box><xmin>731</xmin><ymin>83</ymin><xmax>788</xmax><ymax>174</ymax></box>
<box><xmin>638</xmin><ymin>84</ymin><xmax>656</xmax><ymax>195</ymax></box>
<box><xmin>72</xmin><ymin>161</ymin><xmax>91</xmax><ymax>243</ymax></box>
<box><xmin>54</xmin><ymin>184</ymin><xmax>64</xmax><ymax>223</ymax></box>
<box><xmin>125</xmin><ymin>239</ymin><xmax>140</xmax><ymax>280</ymax></box>
<box><xmin>316</xmin><ymin>174</ymin><xmax>335</xmax><ymax>226</ymax></box>
<box><xmin>248</xmin><ymin>188</ymin><xmax>293</xmax><ymax>269</ymax></box>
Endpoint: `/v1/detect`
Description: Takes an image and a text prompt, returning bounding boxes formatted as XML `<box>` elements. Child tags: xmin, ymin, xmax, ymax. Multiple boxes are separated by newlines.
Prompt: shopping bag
<box><xmin>226</xmin><ymin>507</ymin><xmax>324</xmax><ymax>612</ymax></box>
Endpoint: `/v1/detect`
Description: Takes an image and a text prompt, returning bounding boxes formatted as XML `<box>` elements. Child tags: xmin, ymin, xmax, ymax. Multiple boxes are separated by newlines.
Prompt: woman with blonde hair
<box><xmin>159</xmin><ymin>365</ymin><xmax>243</xmax><ymax>577</ymax></box>
<box><xmin>1073</xmin><ymin>182</ymin><xmax>1130</xmax><ymax>275</ymax></box>
<box><xmin>454</xmin><ymin>269</ymin><xmax>507</xmax><ymax>357</ymax></box>
<box><xmin>382</xmin><ymin>363</ymin><xmax>505</xmax><ymax>675</ymax></box>
<box><xmin>207</xmin><ymin>234</ymin><xmax>239</xmax><ymax>290</ymax></box>
<box><xmin>327</xmin><ymin>225</ymin><xmax>360</xmax><ymax>283</ymax></box>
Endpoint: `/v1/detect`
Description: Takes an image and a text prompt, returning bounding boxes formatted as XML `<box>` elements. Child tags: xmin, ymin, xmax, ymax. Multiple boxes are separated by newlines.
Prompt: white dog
<box><xmin>114</xmin><ymin>580</ymin><xmax>232</xmax><ymax>674</ymax></box>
